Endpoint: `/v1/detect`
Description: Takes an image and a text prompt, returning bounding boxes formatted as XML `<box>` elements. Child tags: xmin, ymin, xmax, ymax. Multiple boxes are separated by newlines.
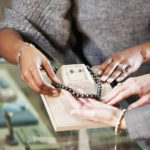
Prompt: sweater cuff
<box><xmin>125</xmin><ymin>104</ymin><xmax>150</xmax><ymax>140</ymax></box>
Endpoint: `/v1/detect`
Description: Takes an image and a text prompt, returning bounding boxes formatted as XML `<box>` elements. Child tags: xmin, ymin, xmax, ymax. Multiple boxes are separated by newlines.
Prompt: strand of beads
<box><xmin>52</xmin><ymin>66</ymin><xmax>102</xmax><ymax>100</ymax></box>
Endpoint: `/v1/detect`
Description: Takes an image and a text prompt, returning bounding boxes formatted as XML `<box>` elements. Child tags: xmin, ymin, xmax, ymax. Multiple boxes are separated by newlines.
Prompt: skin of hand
<box><xmin>0</xmin><ymin>28</ymin><xmax>60</xmax><ymax>96</ymax></box>
<box><xmin>93</xmin><ymin>42</ymin><xmax>150</xmax><ymax>83</ymax></box>
<box><xmin>102</xmin><ymin>74</ymin><xmax>150</xmax><ymax>109</ymax></box>
<box><xmin>19</xmin><ymin>43</ymin><xmax>60</xmax><ymax>96</ymax></box>
<box><xmin>62</xmin><ymin>89</ymin><xmax>127</xmax><ymax>129</ymax></box>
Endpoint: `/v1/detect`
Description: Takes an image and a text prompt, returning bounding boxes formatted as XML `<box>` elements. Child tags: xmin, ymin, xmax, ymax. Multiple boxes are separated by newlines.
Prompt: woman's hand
<box><xmin>19</xmin><ymin>43</ymin><xmax>60</xmax><ymax>96</ymax></box>
<box><xmin>93</xmin><ymin>43</ymin><xmax>150</xmax><ymax>83</ymax></box>
<box><xmin>63</xmin><ymin>89</ymin><xmax>127</xmax><ymax>129</ymax></box>
<box><xmin>102</xmin><ymin>74</ymin><xmax>150</xmax><ymax>109</ymax></box>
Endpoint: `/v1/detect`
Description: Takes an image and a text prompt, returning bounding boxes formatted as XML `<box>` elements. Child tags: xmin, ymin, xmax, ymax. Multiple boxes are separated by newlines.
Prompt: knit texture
<box><xmin>125</xmin><ymin>104</ymin><xmax>150</xmax><ymax>140</ymax></box>
<box><xmin>1</xmin><ymin>0</ymin><xmax>150</xmax><ymax>68</ymax></box>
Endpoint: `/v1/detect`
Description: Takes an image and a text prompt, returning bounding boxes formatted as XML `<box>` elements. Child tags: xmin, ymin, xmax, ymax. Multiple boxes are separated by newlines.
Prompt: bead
<box><xmin>72</xmin><ymin>91</ymin><xmax>76</xmax><ymax>95</ymax></box>
<box><xmin>58</xmin><ymin>84</ymin><xmax>63</xmax><ymax>88</ymax></box>
<box><xmin>85</xmin><ymin>94</ymin><xmax>89</xmax><ymax>98</ymax></box>
<box><xmin>61</xmin><ymin>85</ymin><xmax>65</xmax><ymax>89</ymax></box>
<box><xmin>81</xmin><ymin>94</ymin><xmax>85</xmax><ymax>98</ymax></box>
<box><xmin>89</xmin><ymin>94</ymin><xmax>94</xmax><ymax>98</ymax></box>
<box><xmin>68</xmin><ymin>88</ymin><xmax>73</xmax><ymax>92</ymax></box>
<box><xmin>76</xmin><ymin>94</ymin><xmax>80</xmax><ymax>98</ymax></box>
<box><xmin>97</xmin><ymin>84</ymin><xmax>101</xmax><ymax>88</ymax></box>
<box><xmin>64</xmin><ymin>86</ymin><xmax>69</xmax><ymax>90</ymax></box>
<box><xmin>93</xmin><ymin>74</ymin><xmax>97</xmax><ymax>78</ymax></box>
<box><xmin>52</xmin><ymin>66</ymin><xmax>102</xmax><ymax>101</ymax></box>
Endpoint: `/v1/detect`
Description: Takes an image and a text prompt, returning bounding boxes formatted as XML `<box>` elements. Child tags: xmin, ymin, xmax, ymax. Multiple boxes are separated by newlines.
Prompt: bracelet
<box><xmin>17</xmin><ymin>42</ymin><xmax>34</xmax><ymax>69</ymax></box>
<box><xmin>115</xmin><ymin>109</ymin><xmax>126</xmax><ymax>136</ymax></box>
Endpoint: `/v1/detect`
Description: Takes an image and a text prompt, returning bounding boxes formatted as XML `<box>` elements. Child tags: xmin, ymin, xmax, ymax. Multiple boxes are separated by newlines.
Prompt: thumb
<box><xmin>43</xmin><ymin>61</ymin><xmax>60</xmax><ymax>84</ymax></box>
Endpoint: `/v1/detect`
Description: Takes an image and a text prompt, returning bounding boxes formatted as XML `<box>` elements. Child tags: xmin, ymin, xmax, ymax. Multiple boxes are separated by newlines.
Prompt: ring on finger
<box><xmin>118</xmin><ymin>64</ymin><xmax>127</xmax><ymax>73</ymax></box>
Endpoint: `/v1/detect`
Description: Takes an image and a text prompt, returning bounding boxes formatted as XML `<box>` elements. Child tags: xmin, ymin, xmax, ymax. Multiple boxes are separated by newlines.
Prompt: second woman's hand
<box><xmin>19</xmin><ymin>43</ymin><xmax>60</xmax><ymax>96</ymax></box>
<box><xmin>102</xmin><ymin>74</ymin><xmax>150</xmax><ymax>109</ymax></box>
<box><xmin>63</xmin><ymin>89</ymin><xmax>127</xmax><ymax>129</ymax></box>
<box><xmin>93</xmin><ymin>43</ymin><xmax>150</xmax><ymax>83</ymax></box>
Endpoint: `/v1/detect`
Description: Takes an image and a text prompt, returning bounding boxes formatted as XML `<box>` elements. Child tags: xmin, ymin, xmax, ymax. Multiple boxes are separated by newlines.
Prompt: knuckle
<box><xmin>37</xmin><ymin>81</ymin><xmax>44</xmax><ymax>88</ymax></box>
<box><xmin>29</xmin><ymin>67</ymin><xmax>34</xmax><ymax>72</ymax></box>
<box><xmin>35</xmin><ymin>87</ymin><xmax>41</xmax><ymax>93</ymax></box>
<box><xmin>44</xmin><ymin>60</ymin><xmax>51</xmax><ymax>66</ymax></box>
<box><xmin>23</xmin><ymin>71</ymin><xmax>29</xmax><ymax>78</ymax></box>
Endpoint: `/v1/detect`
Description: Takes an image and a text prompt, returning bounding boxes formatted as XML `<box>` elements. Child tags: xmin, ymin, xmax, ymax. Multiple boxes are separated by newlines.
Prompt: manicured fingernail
<box><xmin>107</xmin><ymin>101</ymin><xmax>113</xmax><ymax>105</ymax></box>
<box><xmin>55</xmin><ymin>77</ymin><xmax>61</xmax><ymax>83</ymax></box>
<box><xmin>52</xmin><ymin>90</ymin><xmax>58</xmax><ymax>95</ymax></box>
<box><xmin>101</xmin><ymin>76</ymin><xmax>107</xmax><ymax>81</ymax></box>
<box><xmin>98</xmin><ymin>70</ymin><xmax>102</xmax><ymax>75</ymax></box>
<box><xmin>101</xmin><ymin>100</ymin><xmax>106</xmax><ymax>103</ymax></box>
<box><xmin>127</xmin><ymin>106</ymin><xmax>132</xmax><ymax>110</ymax></box>
<box><xmin>117</xmin><ymin>77</ymin><xmax>123</xmax><ymax>82</ymax></box>
<box><xmin>128</xmin><ymin>105</ymin><xmax>135</xmax><ymax>110</ymax></box>
<box><xmin>107</xmin><ymin>78</ymin><xmax>113</xmax><ymax>83</ymax></box>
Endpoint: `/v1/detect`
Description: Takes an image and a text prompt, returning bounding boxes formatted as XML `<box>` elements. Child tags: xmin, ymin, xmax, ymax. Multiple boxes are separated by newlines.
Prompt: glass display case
<box><xmin>0</xmin><ymin>63</ymin><xmax>148</xmax><ymax>150</ymax></box>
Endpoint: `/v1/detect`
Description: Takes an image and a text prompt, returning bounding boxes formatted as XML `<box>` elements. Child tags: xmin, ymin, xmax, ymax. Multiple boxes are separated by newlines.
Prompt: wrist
<box><xmin>139</xmin><ymin>42</ymin><xmax>150</xmax><ymax>63</ymax></box>
<box><xmin>120</xmin><ymin>117</ymin><xmax>127</xmax><ymax>129</ymax></box>
<box><xmin>112</xmin><ymin>109</ymin><xmax>127</xmax><ymax>129</ymax></box>
<box><xmin>16</xmin><ymin>42</ymin><xmax>34</xmax><ymax>69</ymax></box>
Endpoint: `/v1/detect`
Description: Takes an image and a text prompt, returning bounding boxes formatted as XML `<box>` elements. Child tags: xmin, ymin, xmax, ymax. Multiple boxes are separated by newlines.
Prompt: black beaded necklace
<box><xmin>52</xmin><ymin>66</ymin><xmax>102</xmax><ymax>100</ymax></box>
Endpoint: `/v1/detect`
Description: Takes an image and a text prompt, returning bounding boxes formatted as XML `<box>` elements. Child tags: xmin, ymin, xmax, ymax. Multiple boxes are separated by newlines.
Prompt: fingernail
<box><xmin>127</xmin><ymin>106</ymin><xmax>132</xmax><ymax>110</ymax></box>
<box><xmin>101</xmin><ymin>76</ymin><xmax>107</xmax><ymax>81</ymax></box>
<box><xmin>52</xmin><ymin>90</ymin><xmax>57</xmax><ymax>93</ymax></box>
<box><xmin>128</xmin><ymin>105</ymin><xmax>135</xmax><ymax>110</ymax></box>
<box><xmin>98</xmin><ymin>70</ymin><xmax>102</xmax><ymax>75</ymax></box>
<box><xmin>55</xmin><ymin>77</ymin><xmax>61</xmax><ymax>83</ymax></box>
<box><xmin>107</xmin><ymin>78</ymin><xmax>114</xmax><ymax>83</ymax></box>
<box><xmin>101</xmin><ymin>100</ymin><xmax>106</xmax><ymax>103</ymax></box>
<box><xmin>117</xmin><ymin>77</ymin><xmax>123</xmax><ymax>82</ymax></box>
<box><xmin>53</xmin><ymin>93</ymin><xmax>58</xmax><ymax>97</ymax></box>
<box><xmin>107</xmin><ymin>101</ymin><xmax>113</xmax><ymax>105</ymax></box>
<box><xmin>52</xmin><ymin>90</ymin><xmax>58</xmax><ymax>96</ymax></box>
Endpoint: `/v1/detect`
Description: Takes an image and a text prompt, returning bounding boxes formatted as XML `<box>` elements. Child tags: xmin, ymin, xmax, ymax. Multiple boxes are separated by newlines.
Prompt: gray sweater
<box><xmin>1</xmin><ymin>0</ymin><xmax>150</xmax><ymax>140</ymax></box>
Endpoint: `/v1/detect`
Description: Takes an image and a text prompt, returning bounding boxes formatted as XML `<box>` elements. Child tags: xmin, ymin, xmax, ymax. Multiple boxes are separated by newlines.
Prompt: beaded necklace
<box><xmin>52</xmin><ymin>66</ymin><xmax>102</xmax><ymax>100</ymax></box>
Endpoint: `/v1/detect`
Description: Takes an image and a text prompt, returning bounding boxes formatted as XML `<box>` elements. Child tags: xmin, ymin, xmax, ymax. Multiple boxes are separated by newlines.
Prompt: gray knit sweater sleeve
<box><xmin>0</xmin><ymin>0</ymin><xmax>45</xmax><ymax>47</ymax></box>
<box><xmin>0</xmin><ymin>0</ymin><xmax>80</xmax><ymax>64</ymax></box>
<box><xmin>125</xmin><ymin>104</ymin><xmax>150</xmax><ymax>140</ymax></box>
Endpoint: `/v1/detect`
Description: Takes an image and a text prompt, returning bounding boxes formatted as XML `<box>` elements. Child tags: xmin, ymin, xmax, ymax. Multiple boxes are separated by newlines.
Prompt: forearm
<box><xmin>0</xmin><ymin>28</ymin><xmax>25</xmax><ymax>64</ymax></box>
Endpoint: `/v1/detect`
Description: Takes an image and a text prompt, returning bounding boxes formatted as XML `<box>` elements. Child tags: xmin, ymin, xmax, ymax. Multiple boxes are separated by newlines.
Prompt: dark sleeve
<box><xmin>0</xmin><ymin>0</ymin><xmax>44</xmax><ymax>45</ymax></box>
<box><xmin>125</xmin><ymin>104</ymin><xmax>150</xmax><ymax>140</ymax></box>
<box><xmin>0</xmin><ymin>0</ymin><xmax>65</xmax><ymax>63</ymax></box>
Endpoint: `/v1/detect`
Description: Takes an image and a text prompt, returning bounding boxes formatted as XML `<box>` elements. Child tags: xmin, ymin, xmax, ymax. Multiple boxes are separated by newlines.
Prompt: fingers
<box><xmin>116</xmin><ymin>67</ymin><xmax>134</xmax><ymax>82</ymax></box>
<box><xmin>100</xmin><ymin>60</ymin><xmax>119</xmax><ymax>82</ymax></box>
<box><xmin>93</xmin><ymin>58</ymin><xmax>132</xmax><ymax>83</ymax></box>
<box><xmin>102</xmin><ymin>84</ymin><xmax>127</xmax><ymax>103</ymax></box>
<box><xmin>21</xmin><ymin>71</ymin><xmax>55</xmax><ymax>95</ymax></box>
<box><xmin>21</xmin><ymin>64</ymin><xmax>58</xmax><ymax>96</ymax></box>
<box><xmin>71</xmin><ymin>108</ymin><xmax>98</xmax><ymax>122</ymax></box>
<box><xmin>106</xmin><ymin>67</ymin><xmax>122</xmax><ymax>83</ymax></box>
<box><xmin>63</xmin><ymin>90</ymin><xmax>83</xmax><ymax>109</ymax></box>
<box><xmin>128</xmin><ymin>94</ymin><xmax>150</xmax><ymax>110</ymax></box>
<box><xmin>106</xmin><ymin>88</ymin><xmax>136</xmax><ymax>105</ymax></box>
<box><xmin>43</xmin><ymin>60</ymin><xmax>61</xmax><ymax>84</ymax></box>
<box><xmin>103</xmin><ymin>77</ymin><xmax>142</xmax><ymax>105</ymax></box>
<box><xmin>93</xmin><ymin>58</ymin><xmax>113</xmax><ymax>76</ymax></box>
<box><xmin>31</xmin><ymin>66</ymin><xmax>58</xmax><ymax>94</ymax></box>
